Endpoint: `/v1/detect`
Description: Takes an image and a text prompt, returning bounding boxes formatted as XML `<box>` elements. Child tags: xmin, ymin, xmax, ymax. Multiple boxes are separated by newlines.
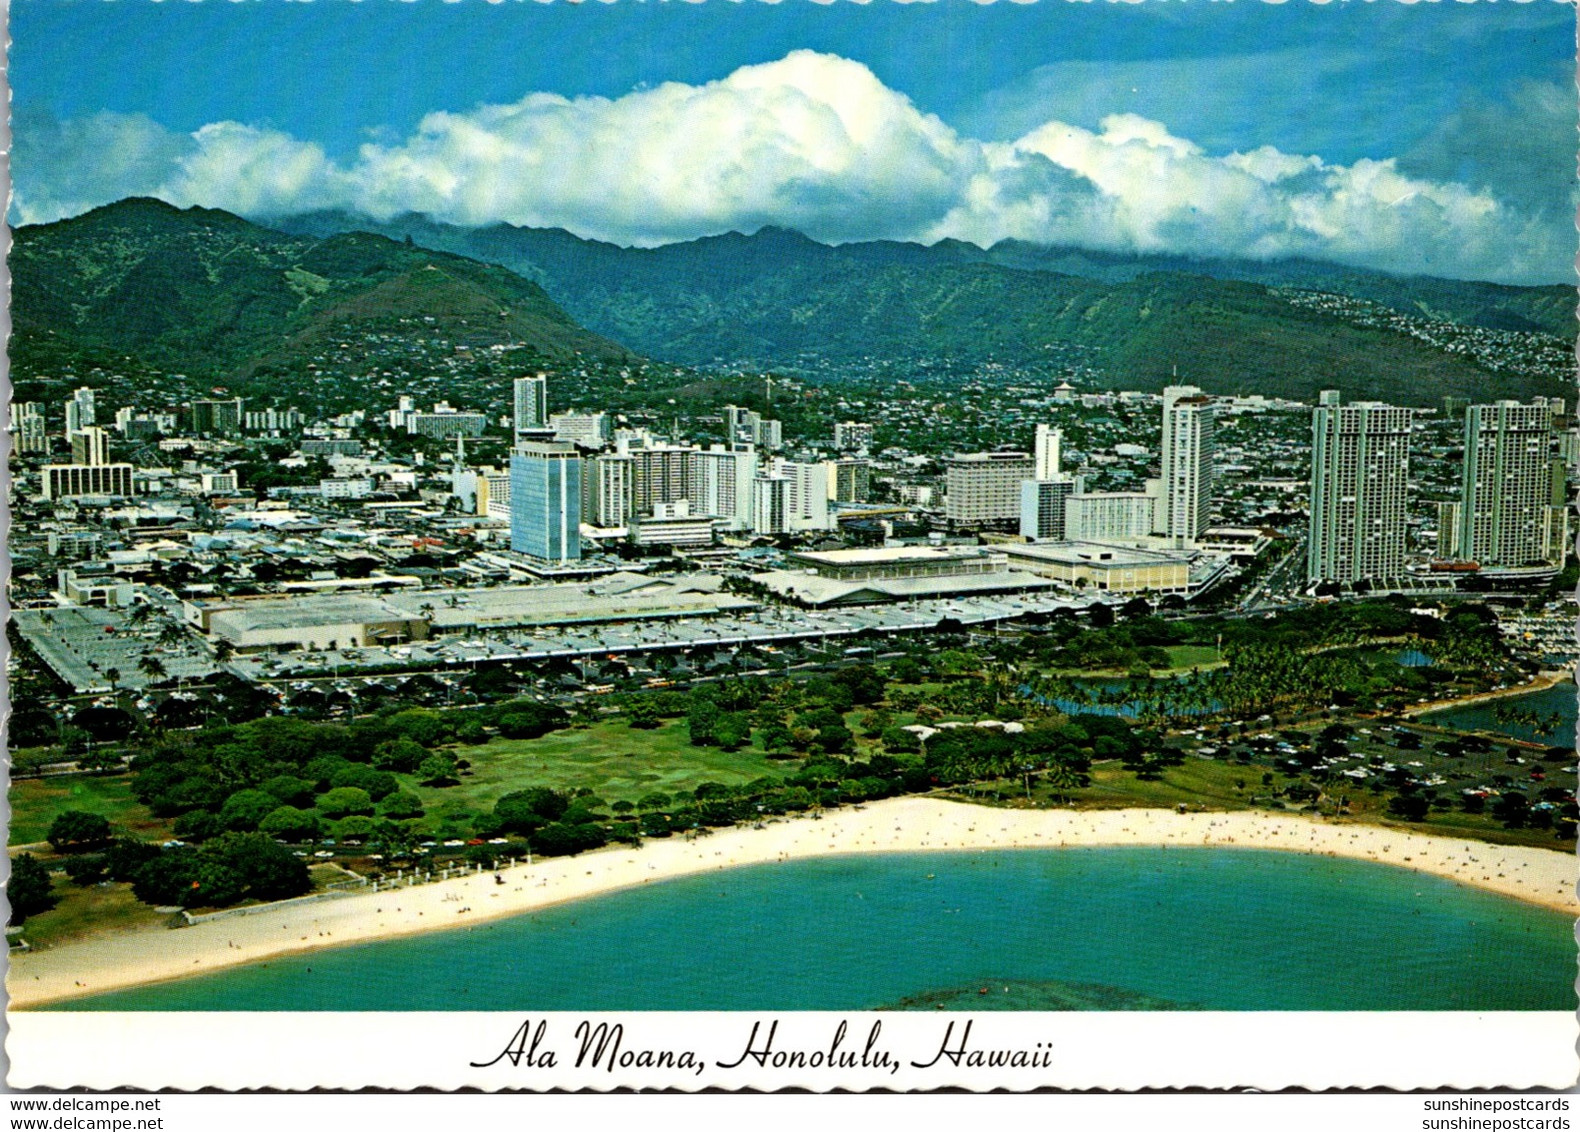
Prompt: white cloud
<box><xmin>11</xmin><ymin>51</ymin><xmax>1569</xmax><ymax>283</ymax></box>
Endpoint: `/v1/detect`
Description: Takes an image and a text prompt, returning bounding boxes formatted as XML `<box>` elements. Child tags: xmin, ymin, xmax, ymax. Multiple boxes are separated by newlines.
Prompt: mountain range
<box><xmin>12</xmin><ymin>198</ymin><xmax>1574</xmax><ymax>407</ymax></box>
<box><xmin>9</xmin><ymin>198</ymin><xmax>632</xmax><ymax>383</ymax></box>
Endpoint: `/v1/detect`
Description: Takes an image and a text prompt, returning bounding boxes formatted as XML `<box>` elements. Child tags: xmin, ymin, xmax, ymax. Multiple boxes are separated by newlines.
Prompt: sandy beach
<box><xmin>9</xmin><ymin>796</ymin><xmax>1576</xmax><ymax>1008</ymax></box>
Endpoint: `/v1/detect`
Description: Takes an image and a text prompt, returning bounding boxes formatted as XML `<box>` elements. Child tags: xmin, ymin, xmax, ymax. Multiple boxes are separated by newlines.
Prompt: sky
<box><xmin>11</xmin><ymin>0</ymin><xmax>1577</xmax><ymax>284</ymax></box>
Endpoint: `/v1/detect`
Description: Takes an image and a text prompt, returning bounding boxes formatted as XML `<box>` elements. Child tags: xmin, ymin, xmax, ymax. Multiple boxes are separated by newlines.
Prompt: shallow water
<box><xmin>58</xmin><ymin>847</ymin><xmax>1577</xmax><ymax>1012</ymax></box>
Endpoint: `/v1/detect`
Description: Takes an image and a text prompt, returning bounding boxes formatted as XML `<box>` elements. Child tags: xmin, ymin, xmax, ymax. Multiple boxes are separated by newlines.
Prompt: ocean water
<box><xmin>56</xmin><ymin>848</ymin><xmax>1576</xmax><ymax>1012</ymax></box>
<box><xmin>1423</xmin><ymin>681</ymin><xmax>1577</xmax><ymax>746</ymax></box>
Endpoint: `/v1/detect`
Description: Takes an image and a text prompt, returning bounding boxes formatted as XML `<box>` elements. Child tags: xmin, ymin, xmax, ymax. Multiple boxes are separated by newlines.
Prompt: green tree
<box><xmin>206</xmin><ymin>832</ymin><xmax>311</xmax><ymax>901</ymax></box>
<box><xmin>8</xmin><ymin>854</ymin><xmax>58</xmax><ymax>924</ymax></box>
<box><xmin>258</xmin><ymin>806</ymin><xmax>321</xmax><ymax>843</ymax></box>
<box><xmin>46</xmin><ymin>810</ymin><xmax>113</xmax><ymax>853</ymax></box>
<box><xmin>627</xmin><ymin>699</ymin><xmax>661</xmax><ymax>730</ymax></box>
<box><xmin>372</xmin><ymin>738</ymin><xmax>427</xmax><ymax>773</ymax></box>
<box><xmin>379</xmin><ymin>791</ymin><xmax>426</xmax><ymax>819</ymax></box>
<box><xmin>318</xmin><ymin>787</ymin><xmax>375</xmax><ymax>819</ymax></box>
<box><xmin>418</xmin><ymin>752</ymin><xmax>461</xmax><ymax>786</ymax></box>
<box><xmin>687</xmin><ymin>698</ymin><xmax>721</xmax><ymax>746</ymax></box>
<box><xmin>219</xmin><ymin>789</ymin><xmax>281</xmax><ymax>832</ymax></box>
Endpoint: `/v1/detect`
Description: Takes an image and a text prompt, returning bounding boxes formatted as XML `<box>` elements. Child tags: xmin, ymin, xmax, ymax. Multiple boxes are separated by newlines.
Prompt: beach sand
<box><xmin>9</xmin><ymin>797</ymin><xmax>1576</xmax><ymax>1008</ymax></box>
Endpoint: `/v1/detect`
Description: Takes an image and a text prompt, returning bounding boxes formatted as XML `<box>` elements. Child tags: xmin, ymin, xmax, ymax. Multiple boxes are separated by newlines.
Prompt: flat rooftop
<box><xmin>1000</xmin><ymin>542</ymin><xmax>1191</xmax><ymax>567</ymax></box>
<box><xmin>788</xmin><ymin>546</ymin><xmax>996</xmax><ymax>567</ymax></box>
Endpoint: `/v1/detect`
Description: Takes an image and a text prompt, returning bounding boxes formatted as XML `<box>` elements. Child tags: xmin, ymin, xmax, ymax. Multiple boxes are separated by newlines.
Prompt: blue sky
<box><xmin>12</xmin><ymin>0</ymin><xmax>1577</xmax><ymax>283</ymax></box>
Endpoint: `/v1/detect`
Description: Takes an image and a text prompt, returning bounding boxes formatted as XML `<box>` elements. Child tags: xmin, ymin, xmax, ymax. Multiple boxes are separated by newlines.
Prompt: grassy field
<box><xmin>1161</xmin><ymin>645</ymin><xmax>1223</xmax><ymax>671</ymax></box>
<box><xmin>9</xmin><ymin>776</ymin><xmax>172</xmax><ymax>847</ymax></box>
<box><xmin>12</xmin><ymin>881</ymin><xmax>169</xmax><ymax>949</ymax></box>
<box><xmin>415</xmin><ymin>718</ymin><xmax>795</xmax><ymax>813</ymax></box>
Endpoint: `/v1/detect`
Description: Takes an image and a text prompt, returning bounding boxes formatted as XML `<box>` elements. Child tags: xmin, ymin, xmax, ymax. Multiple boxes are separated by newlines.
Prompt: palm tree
<box><xmin>138</xmin><ymin>655</ymin><xmax>168</xmax><ymax>683</ymax></box>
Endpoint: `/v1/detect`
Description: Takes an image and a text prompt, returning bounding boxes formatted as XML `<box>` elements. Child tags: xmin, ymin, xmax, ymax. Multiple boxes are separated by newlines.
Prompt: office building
<box><xmin>1158</xmin><ymin>385</ymin><xmax>1214</xmax><ymax>545</ymax></box>
<box><xmin>1307</xmin><ymin>391</ymin><xmax>1413</xmax><ymax>586</ymax></box>
<box><xmin>827</xmin><ymin>459</ymin><xmax>872</xmax><ymax>504</ymax></box>
<box><xmin>14</xmin><ymin>403</ymin><xmax>48</xmax><ymax>454</ymax></box>
<box><xmin>724</xmin><ymin>405</ymin><xmax>782</xmax><ymax>450</ymax></box>
<box><xmin>189</xmin><ymin>398</ymin><xmax>243</xmax><ymax>436</ymax></box>
<box><xmin>1064</xmin><ymin>489</ymin><xmax>1157</xmax><ymax>543</ymax></box>
<box><xmin>1019</xmin><ymin>477</ymin><xmax>1078</xmax><ymax>541</ymax></box>
<box><xmin>833</xmin><ymin>422</ymin><xmax>874</xmax><ymax>452</ymax></box>
<box><xmin>551</xmin><ymin>412</ymin><xmax>612</xmax><ymax>449</ymax></box>
<box><xmin>945</xmin><ymin>452</ymin><xmax>1035</xmax><ymax>525</ymax></box>
<box><xmin>629</xmin><ymin>501</ymin><xmax>714</xmax><ymax>548</ymax></box>
<box><xmin>64</xmin><ymin>387</ymin><xmax>96</xmax><ymax>440</ymax></box>
<box><xmin>514</xmin><ymin>375</ymin><xmax>549</xmax><ymax>436</ymax></box>
<box><xmin>1456</xmin><ymin>401</ymin><xmax>1555</xmax><ymax>568</ymax></box>
<box><xmin>42</xmin><ymin>463</ymin><xmax>135</xmax><ymax>501</ymax></box>
<box><xmin>510</xmin><ymin>441</ymin><xmax>582</xmax><ymax>562</ymax></box>
<box><xmin>408</xmin><ymin>403</ymin><xmax>487</xmax><ymax>439</ymax></box>
<box><xmin>71</xmin><ymin>426</ymin><xmax>110</xmax><ymax>467</ymax></box>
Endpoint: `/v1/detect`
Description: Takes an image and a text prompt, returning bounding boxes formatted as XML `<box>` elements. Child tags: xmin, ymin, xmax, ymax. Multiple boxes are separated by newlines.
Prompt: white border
<box><xmin>7</xmin><ymin>1011</ymin><xmax>1577</xmax><ymax>1091</ymax></box>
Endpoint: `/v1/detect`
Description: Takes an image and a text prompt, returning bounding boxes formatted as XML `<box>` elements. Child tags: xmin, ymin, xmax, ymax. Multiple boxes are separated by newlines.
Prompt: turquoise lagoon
<box><xmin>1422</xmin><ymin>680</ymin><xmax>1577</xmax><ymax>747</ymax></box>
<box><xmin>58</xmin><ymin>847</ymin><xmax>1575</xmax><ymax>1012</ymax></box>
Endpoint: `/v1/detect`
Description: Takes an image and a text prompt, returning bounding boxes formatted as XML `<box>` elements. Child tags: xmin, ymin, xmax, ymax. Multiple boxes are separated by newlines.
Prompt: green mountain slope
<box><xmin>274</xmin><ymin>210</ymin><xmax>1572</xmax><ymax>405</ymax></box>
<box><xmin>11</xmin><ymin>199</ymin><xmax>634</xmax><ymax>381</ymax></box>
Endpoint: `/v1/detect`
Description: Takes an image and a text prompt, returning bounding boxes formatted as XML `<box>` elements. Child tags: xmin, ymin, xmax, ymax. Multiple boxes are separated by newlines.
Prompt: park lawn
<box><xmin>1160</xmin><ymin>645</ymin><xmax>1223</xmax><ymax>671</ymax></box>
<box><xmin>1073</xmin><ymin>758</ymin><xmax>1260</xmax><ymax>812</ymax></box>
<box><xmin>14</xmin><ymin>880</ymin><xmax>169</xmax><ymax>949</ymax></box>
<box><xmin>419</xmin><ymin>718</ymin><xmax>797</xmax><ymax>813</ymax></box>
<box><xmin>8</xmin><ymin>775</ymin><xmax>171</xmax><ymax>847</ymax></box>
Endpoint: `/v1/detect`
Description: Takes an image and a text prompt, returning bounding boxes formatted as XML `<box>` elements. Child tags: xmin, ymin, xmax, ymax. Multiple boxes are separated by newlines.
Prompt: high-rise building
<box><xmin>71</xmin><ymin>426</ymin><xmax>110</xmax><ymax>467</ymax></box>
<box><xmin>14</xmin><ymin>403</ymin><xmax>48</xmax><ymax>454</ymax></box>
<box><xmin>1019</xmin><ymin>478</ymin><xmax>1079</xmax><ymax>541</ymax></box>
<box><xmin>585</xmin><ymin>454</ymin><xmax>633</xmax><ymax>527</ymax></box>
<box><xmin>1307</xmin><ymin>391</ymin><xmax>1413</xmax><ymax>586</ymax></box>
<box><xmin>1456</xmin><ymin>401</ymin><xmax>1555</xmax><ymax>568</ymax></box>
<box><xmin>724</xmin><ymin>405</ymin><xmax>782</xmax><ymax>450</ymax></box>
<box><xmin>752</xmin><ymin>476</ymin><xmax>789</xmax><ymax>535</ymax></box>
<box><xmin>513</xmin><ymin>375</ymin><xmax>549</xmax><ymax>438</ymax></box>
<box><xmin>827</xmin><ymin>459</ymin><xmax>872</xmax><ymax>504</ymax></box>
<box><xmin>1158</xmin><ymin>385</ymin><xmax>1214</xmax><ymax>545</ymax></box>
<box><xmin>510</xmin><ymin>442</ymin><xmax>582</xmax><ymax>562</ymax></box>
<box><xmin>408</xmin><ymin>406</ymin><xmax>488</xmax><ymax>438</ymax></box>
<box><xmin>1063</xmin><ymin>489</ymin><xmax>1157</xmax><ymax>543</ymax></box>
<box><xmin>189</xmin><ymin>398</ymin><xmax>243</xmax><ymax>436</ymax></box>
<box><xmin>833</xmin><ymin>422</ymin><xmax>874</xmax><ymax>452</ymax></box>
<box><xmin>551</xmin><ymin>412</ymin><xmax>612</xmax><ymax>449</ymax></box>
<box><xmin>775</xmin><ymin>459</ymin><xmax>832</xmax><ymax>531</ymax></box>
<box><xmin>691</xmin><ymin>446</ymin><xmax>758</xmax><ymax>529</ymax></box>
<box><xmin>945</xmin><ymin>452</ymin><xmax>1035</xmax><ymax>525</ymax></box>
<box><xmin>1033</xmin><ymin>425</ymin><xmax>1063</xmax><ymax>482</ymax></box>
<box><xmin>624</xmin><ymin>442</ymin><xmax>696</xmax><ymax>515</ymax></box>
<box><xmin>64</xmin><ymin>387</ymin><xmax>96</xmax><ymax>440</ymax></box>
<box><xmin>1435</xmin><ymin>502</ymin><xmax>1462</xmax><ymax>558</ymax></box>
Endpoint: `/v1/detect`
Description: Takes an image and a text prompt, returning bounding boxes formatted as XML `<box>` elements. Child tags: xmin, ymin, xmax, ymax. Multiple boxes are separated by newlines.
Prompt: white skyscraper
<box><xmin>1158</xmin><ymin>385</ymin><xmax>1215</xmax><ymax>545</ymax></box>
<box><xmin>1307</xmin><ymin>391</ymin><xmax>1413</xmax><ymax>586</ymax></box>
<box><xmin>691</xmin><ymin>446</ymin><xmax>758</xmax><ymax>529</ymax></box>
<box><xmin>1456</xmin><ymin>401</ymin><xmax>1555</xmax><ymax>568</ymax></box>
<box><xmin>513</xmin><ymin>375</ymin><xmax>549</xmax><ymax>437</ymax></box>
<box><xmin>1033</xmin><ymin>425</ymin><xmax>1063</xmax><ymax>481</ymax></box>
